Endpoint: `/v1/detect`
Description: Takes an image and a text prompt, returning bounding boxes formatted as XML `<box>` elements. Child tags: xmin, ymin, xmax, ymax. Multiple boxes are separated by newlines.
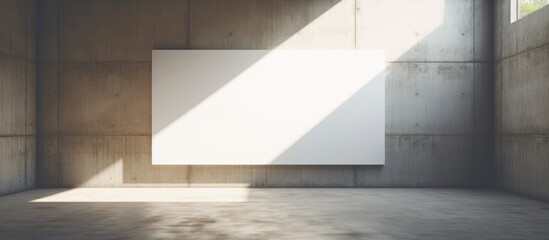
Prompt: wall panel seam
<box><xmin>0</xmin><ymin>53</ymin><xmax>29</xmax><ymax>61</ymax></box>
<box><xmin>386</xmin><ymin>134</ymin><xmax>483</xmax><ymax>137</ymax></box>
<box><xmin>354</xmin><ymin>0</ymin><xmax>357</xmax><ymax>50</ymax></box>
<box><xmin>24</xmin><ymin>0</ymin><xmax>28</xmax><ymax>189</ymax></box>
<box><xmin>34</xmin><ymin>134</ymin><xmax>487</xmax><ymax>137</ymax></box>
<box><xmin>0</xmin><ymin>135</ymin><xmax>35</xmax><ymax>138</ymax></box>
<box><xmin>56</xmin><ymin>61</ymin><xmax>152</xmax><ymax>64</ymax></box>
<box><xmin>56</xmin><ymin>0</ymin><xmax>60</xmax><ymax>187</ymax></box>
<box><xmin>500</xmin><ymin>42</ymin><xmax>549</xmax><ymax>61</ymax></box>
<box><xmin>387</xmin><ymin>61</ymin><xmax>488</xmax><ymax>63</ymax></box>
<box><xmin>501</xmin><ymin>134</ymin><xmax>549</xmax><ymax>138</ymax></box>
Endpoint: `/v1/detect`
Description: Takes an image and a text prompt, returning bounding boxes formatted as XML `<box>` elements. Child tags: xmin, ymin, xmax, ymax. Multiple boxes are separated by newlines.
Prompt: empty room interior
<box><xmin>1</xmin><ymin>0</ymin><xmax>549</xmax><ymax>239</ymax></box>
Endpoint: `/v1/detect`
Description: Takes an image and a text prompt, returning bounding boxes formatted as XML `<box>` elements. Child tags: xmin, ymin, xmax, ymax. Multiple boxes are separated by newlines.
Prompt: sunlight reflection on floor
<box><xmin>30</xmin><ymin>188</ymin><xmax>250</xmax><ymax>203</ymax></box>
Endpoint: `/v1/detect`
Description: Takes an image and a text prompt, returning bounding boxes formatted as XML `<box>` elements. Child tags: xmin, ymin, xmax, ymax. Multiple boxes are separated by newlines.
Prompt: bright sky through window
<box><xmin>518</xmin><ymin>0</ymin><xmax>549</xmax><ymax>19</ymax></box>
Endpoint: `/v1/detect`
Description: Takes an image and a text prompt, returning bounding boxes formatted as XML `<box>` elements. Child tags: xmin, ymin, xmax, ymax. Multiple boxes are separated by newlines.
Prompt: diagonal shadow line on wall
<box><xmin>268</xmin><ymin>70</ymin><xmax>384</xmax><ymax>165</ymax></box>
<box><xmin>38</xmin><ymin>0</ymin><xmax>346</xmax><ymax>187</ymax></box>
<box><xmin>126</xmin><ymin>0</ymin><xmax>349</xmax><ymax>185</ymax></box>
<box><xmin>132</xmin><ymin>0</ymin><xmax>482</xmax><ymax>186</ymax></box>
<box><xmin>44</xmin><ymin>0</ymin><xmax>492</xmax><ymax>187</ymax></box>
<box><xmin>151</xmin><ymin>50</ymin><xmax>269</xmax><ymax>136</ymax></box>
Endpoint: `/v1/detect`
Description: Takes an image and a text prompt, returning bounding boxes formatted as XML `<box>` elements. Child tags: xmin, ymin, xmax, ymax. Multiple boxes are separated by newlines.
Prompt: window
<box><xmin>512</xmin><ymin>0</ymin><xmax>549</xmax><ymax>22</ymax></box>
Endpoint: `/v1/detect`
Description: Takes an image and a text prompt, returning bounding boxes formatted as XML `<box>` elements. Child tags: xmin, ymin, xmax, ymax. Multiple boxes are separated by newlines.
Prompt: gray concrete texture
<box><xmin>0</xmin><ymin>0</ymin><xmax>37</xmax><ymax>196</ymax></box>
<box><xmin>36</xmin><ymin>0</ymin><xmax>494</xmax><ymax>187</ymax></box>
<box><xmin>494</xmin><ymin>0</ymin><xmax>549</xmax><ymax>202</ymax></box>
<box><xmin>2</xmin><ymin>188</ymin><xmax>549</xmax><ymax>240</ymax></box>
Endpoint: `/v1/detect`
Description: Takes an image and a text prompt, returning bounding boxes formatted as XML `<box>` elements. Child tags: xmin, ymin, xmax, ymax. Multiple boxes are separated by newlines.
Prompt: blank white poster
<box><xmin>152</xmin><ymin>50</ymin><xmax>385</xmax><ymax>165</ymax></box>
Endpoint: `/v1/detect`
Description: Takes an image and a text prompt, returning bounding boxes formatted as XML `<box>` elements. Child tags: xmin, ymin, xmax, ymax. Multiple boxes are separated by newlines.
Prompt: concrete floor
<box><xmin>1</xmin><ymin>189</ymin><xmax>549</xmax><ymax>240</ymax></box>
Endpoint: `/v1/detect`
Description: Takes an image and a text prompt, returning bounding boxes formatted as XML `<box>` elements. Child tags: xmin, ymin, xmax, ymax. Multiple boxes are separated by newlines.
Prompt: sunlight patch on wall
<box><xmin>357</xmin><ymin>0</ymin><xmax>446</xmax><ymax>61</ymax></box>
<box><xmin>68</xmin><ymin>158</ymin><xmax>123</xmax><ymax>187</ymax></box>
<box><xmin>274</xmin><ymin>0</ymin><xmax>355</xmax><ymax>49</ymax></box>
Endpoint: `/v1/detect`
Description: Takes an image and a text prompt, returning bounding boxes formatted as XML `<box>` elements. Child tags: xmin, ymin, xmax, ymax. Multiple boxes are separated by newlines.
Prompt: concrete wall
<box><xmin>494</xmin><ymin>1</ymin><xmax>549</xmax><ymax>201</ymax></box>
<box><xmin>36</xmin><ymin>0</ymin><xmax>493</xmax><ymax>187</ymax></box>
<box><xmin>0</xmin><ymin>0</ymin><xmax>37</xmax><ymax>195</ymax></box>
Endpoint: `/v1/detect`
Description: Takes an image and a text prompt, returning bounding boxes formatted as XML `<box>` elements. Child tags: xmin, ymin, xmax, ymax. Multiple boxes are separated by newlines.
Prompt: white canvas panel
<box><xmin>152</xmin><ymin>50</ymin><xmax>385</xmax><ymax>165</ymax></box>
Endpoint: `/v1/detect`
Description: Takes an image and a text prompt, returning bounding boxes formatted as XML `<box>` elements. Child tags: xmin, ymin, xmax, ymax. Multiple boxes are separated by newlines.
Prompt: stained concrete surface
<box><xmin>494</xmin><ymin>0</ymin><xmax>549</xmax><ymax>202</ymax></box>
<box><xmin>37</xmin><ymin>0</ymin><xmax>494</xmax><ymax>188</ymax></box>
<box><xmin>0</xmin><ymin>0</ymin><xmax>37</xmax><ymax>196</ymax></box>
<box><xmin>1</xmin><ymin>188</ymin><xmax>549</xmax><ymax>240</ymax></box>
